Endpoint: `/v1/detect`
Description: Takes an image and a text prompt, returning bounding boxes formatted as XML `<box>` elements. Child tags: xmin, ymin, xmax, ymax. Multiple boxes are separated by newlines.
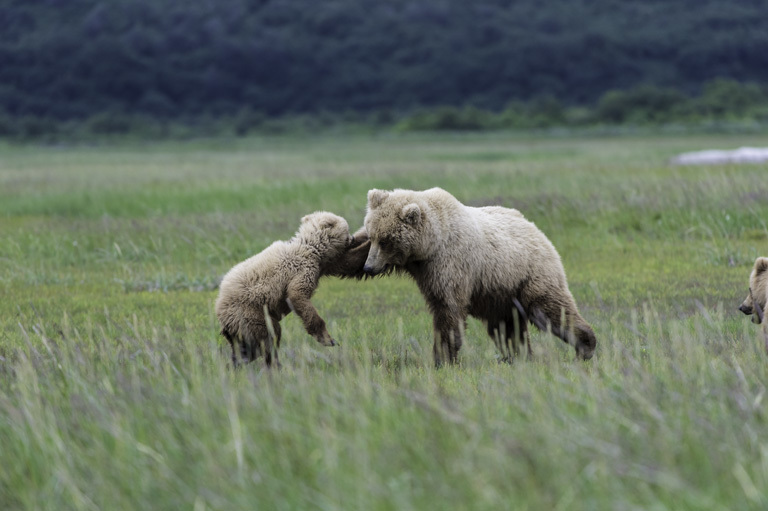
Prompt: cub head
<box><xmin>739</xmin><ymin>257</ymin><xmax>768</xmax><ymax>324</ymax></box>
<box><xmin>363</xmin><ymin>189</ymin><xmax>424</xmax><ymax>275</ymax></box>
<box><xmin>297</xmin><ymin>211</ymin><xmax>352</xmax><ymax>259</ymax></box>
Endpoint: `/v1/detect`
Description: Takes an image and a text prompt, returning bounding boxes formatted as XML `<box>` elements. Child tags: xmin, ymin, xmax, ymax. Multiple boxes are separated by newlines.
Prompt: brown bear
<box><xmin>215</xmin><ymin>211</ymin><xmax>370</xmax><ymax>367</ymax></box>
<box><xmin>738</xmin><ymin>256</ymin><xmax>768</xmax><ymax>353</ymax></box>
<box><xmin>362</xmin><ymin>187</ymin><xmax>596</xmax><ymax>366</ymax></box>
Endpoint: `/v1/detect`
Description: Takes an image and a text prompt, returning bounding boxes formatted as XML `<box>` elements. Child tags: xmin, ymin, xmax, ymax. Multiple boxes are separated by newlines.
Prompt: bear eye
<box><xmin>378</xmin><ymin>238</ymin><xmax>390</xmax><ymax>250</ymax></box>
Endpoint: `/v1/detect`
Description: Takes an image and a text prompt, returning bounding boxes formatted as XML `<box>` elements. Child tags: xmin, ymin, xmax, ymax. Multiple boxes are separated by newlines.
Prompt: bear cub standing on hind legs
<box><xmin>216</xmin><ymin>212</ymin><xmax>370</xmax><ymax>367</ymax></box>
<box><xmin>738</xmin><ymin>256</ymin><xmax>768</xmax><ymax>354</ymax></box>
<box><xmin>362</xmin><ymin>187</ymin><xmax>596</xmax><ymax>366</ymax></box>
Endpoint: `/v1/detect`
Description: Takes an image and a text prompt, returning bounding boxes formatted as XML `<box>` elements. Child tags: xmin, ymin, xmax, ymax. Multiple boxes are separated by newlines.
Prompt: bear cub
<box><xmin>216</xmin><ymin>212</ymin><xmax>370</xmax><ymax>367</ymax></box>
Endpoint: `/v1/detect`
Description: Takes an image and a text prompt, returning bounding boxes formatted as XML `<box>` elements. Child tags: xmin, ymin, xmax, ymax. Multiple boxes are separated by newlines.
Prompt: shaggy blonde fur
<box><xmin>738</xmin><ymin>257</ymin><xmax>768</xmax><ymax>353</ymax></box>
<box><xmin>216</xmin><ymin>212</ymin><xmax>370</xmax><ymax>366</ymax></box>
<box><xmin>363</xmin><ymin>187</ymin><xmax>596</xmax><ymax>366</ymax></box>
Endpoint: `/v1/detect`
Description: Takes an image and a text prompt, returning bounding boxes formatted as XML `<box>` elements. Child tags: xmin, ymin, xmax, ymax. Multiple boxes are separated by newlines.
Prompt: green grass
<box><xmin>1</xmin><ymin>132</ymin><xmax>767</xmax><ymax>510</ymax></box>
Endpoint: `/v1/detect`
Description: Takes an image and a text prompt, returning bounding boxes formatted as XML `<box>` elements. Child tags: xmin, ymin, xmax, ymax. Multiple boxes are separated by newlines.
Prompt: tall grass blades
<box><xmin>1</xmin><ymin>133</ymin><xmax>767</xmax><ymax>509</ymax></box>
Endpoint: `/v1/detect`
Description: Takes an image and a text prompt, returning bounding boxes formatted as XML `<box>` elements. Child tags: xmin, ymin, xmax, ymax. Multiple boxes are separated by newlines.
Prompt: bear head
<box><xmin>296</xmin><ymin>211</ymin><xmax>353</xmax><ymax>261</ymax></box>
<box><xmin>739</xmin><ymin>256</ymin><xmax>768</xmax><ymax>324</ymax></box>
<box><xmin>363</xmin><ymin>189</ymin><xmax>426</xmax><ymax>275</ymax></box>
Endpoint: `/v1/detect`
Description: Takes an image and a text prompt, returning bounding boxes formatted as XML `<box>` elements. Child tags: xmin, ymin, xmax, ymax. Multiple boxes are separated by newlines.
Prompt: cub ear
<box><xmin>301</xmin><ymin>214</ymin><xmax>311</xmax><ymax>224</ymax></box>
<box><xmin>401</xmin><ymin>203</ymin><xmax>421</xmax><ymax>225</ymax></box>
<box><xmin>321</xmin><ymin>217</ymin><xmax>338</xmax><ymax>229</ymax></box>
<box><xmin>368</xmin><ymin>189</ymin><xmax>389</xmax><ymax>209</ymax></box>
<box><xmin>756</xmin><ymin>257</ymin><xmax>768</xmax><ymax>274</ymax></box>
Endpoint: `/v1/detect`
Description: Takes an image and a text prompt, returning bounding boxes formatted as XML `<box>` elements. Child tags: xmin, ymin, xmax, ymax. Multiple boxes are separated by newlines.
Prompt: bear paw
<box><xmin>316</xmin><ymin>334</ymin><xmax>338</xmax><ymax>347</ymax></box>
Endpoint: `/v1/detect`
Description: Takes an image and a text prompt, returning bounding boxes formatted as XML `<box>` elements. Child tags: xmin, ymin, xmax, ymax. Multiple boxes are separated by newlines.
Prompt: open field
<box><xmin>1</xmin><ymin>132</ymin><xmax>767</xmax><ymax>510</ymax></box>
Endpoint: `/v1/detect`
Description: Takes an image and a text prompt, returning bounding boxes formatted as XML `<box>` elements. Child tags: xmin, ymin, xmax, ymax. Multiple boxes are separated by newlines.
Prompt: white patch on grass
<box><xmin>672</xmin><ymin>147</ymin><xmax>768</xmax><ymax>165</ymax></box>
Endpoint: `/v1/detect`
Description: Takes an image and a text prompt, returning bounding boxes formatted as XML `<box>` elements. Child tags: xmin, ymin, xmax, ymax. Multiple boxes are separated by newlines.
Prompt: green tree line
<box><xmin>397</xmin><ymin>79</ymin><xmax>768</xmax><ymax>131</ymax></box>
<box><xmin>1</xmin><ymin>0</ymin><xmax>767</xmax><ymax>127</ymax></box>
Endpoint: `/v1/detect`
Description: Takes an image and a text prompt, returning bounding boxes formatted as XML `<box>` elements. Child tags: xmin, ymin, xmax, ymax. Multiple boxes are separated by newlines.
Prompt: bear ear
<box><xmin>756</xmin><ymin>257</ymin><xmax>768</xmax><ymax>274</ymax></box>
<box><xmin>300</xmin><ymin>214</ymin><xmax>311</xmax><ymax>224</ymax></box>
<box><xmin>368</xmin><ymin>189</ymin><xmax>389</xmax><ymax>209</ymax></box>
<box><xmin>401</xmin><ymin>203</ymin><xmax>421</xmax><ymax>226</ymax></box>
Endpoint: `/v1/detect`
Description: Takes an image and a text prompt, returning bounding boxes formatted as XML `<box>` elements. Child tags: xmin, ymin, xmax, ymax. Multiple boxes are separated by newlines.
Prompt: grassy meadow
<box><xmin>1</xmin><ymin>132</ymin><xmax>767</xmax><ymax>510</ymax></box>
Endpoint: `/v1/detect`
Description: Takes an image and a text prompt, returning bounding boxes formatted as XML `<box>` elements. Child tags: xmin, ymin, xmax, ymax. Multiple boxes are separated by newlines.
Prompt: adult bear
<box><xmin>362</xmin><ymin>187</ymin><xmax>596</xmax><ymax>366</ymax></box>
<box><xmin>738</xmin><ymin>256</ymin><xmax>768</xmax><ymax>354</ymax></box>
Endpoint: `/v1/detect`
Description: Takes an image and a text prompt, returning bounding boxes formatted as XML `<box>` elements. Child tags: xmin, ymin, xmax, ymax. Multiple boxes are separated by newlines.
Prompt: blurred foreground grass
<box><xmin>0</xmin><ymin>132</ymin><xmax>767</xmax><ymax>509</ymax></box>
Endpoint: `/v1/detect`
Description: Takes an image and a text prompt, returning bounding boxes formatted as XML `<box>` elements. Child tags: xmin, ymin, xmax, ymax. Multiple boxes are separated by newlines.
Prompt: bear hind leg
<box><xmin>487</xmin><ymin>314</ymin><xmax>531</xmax><ymax>363</ymax></box>
<box><xmin>511</xmin><ymin>298</ymin><xmax>533</xmax><ymax>359</ymax></box>
<box><xmin>529</xmin><ymin>303</ymin><xmax>596</xmax><ymax>360</ymax></box>
<box><xmin>263</xmin><ymin>317</ymin><xmax>282</xmax><ymax>368</ymax></box>
<box><xmin>228</xmin><ymin>319</ymin><xmax>282</xmax><ymax>368</ymax></box>
<box><xmin>222</xmin><ymin>329</ymin><xmax>239</xmax><ymax>368</ymax></box>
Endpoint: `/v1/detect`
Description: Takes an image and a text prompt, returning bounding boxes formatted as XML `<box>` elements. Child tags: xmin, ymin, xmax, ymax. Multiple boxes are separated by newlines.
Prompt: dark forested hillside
<box><xmin>1</xmin><ymin>0</ymin><xmax>767</xmax><ymax>120</ymax></box>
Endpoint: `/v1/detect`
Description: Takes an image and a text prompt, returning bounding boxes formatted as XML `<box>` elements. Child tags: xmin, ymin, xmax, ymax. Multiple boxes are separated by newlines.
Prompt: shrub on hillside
<box><xmin>596</xmin><ymin>85</ymin><xmax>688</xmax><ymax>124</ymax></box>
<box><xmin>396</xmin><ymin>106</ymin><xmax>495</xmax><ymax>131</ymax></box>
<box><xmin>694</xmin><ymin>79</ymin><xmax>766</xmax><ymax>119</ymax></box>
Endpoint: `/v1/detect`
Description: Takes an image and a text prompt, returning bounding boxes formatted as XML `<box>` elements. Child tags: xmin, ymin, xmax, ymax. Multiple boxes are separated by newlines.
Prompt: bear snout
<box><xmin>739</xmin><ymin>304</ymin><xmax>753</xmax><ymax>315</ymax></box>
<box><xmin>363</xmin><ymin>263</ymin><xmax>389</xmax><ymax>275</ymax></box>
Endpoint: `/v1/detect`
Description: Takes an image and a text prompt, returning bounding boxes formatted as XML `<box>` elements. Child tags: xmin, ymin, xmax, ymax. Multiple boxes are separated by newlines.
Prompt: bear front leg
<box><xmin>324</xmin><ymin>230</ymin><xmax>372</xmax><ymax>279</ymax></box>
<box><xmin>432</xmin><ymin>307</ymin><xmax>465</xmax><ymax>367</ymax></box>
<box><xmin>286</xmin><ymin>286</ymin><xmax>336</xmax><ymax>347</ymax></box>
